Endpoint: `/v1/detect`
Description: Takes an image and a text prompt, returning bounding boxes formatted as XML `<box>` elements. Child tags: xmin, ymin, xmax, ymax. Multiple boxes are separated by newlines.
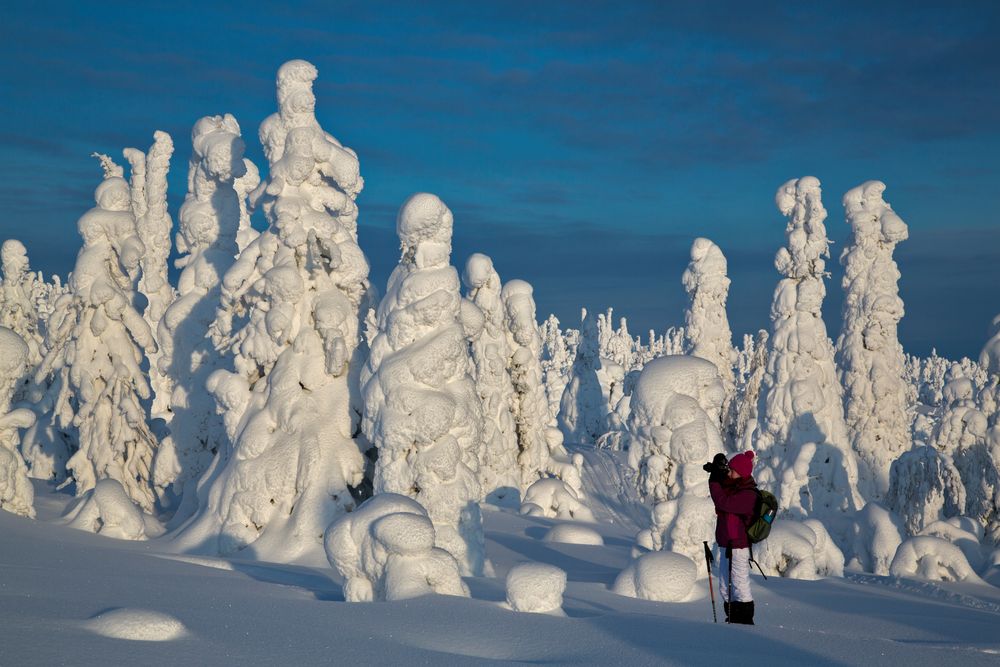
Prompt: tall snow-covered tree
<box><xmin>682</xmin><ymin>238</ymin><xmax>736</xmax><ymax>398</ymax></box>
<box><xmin>540</xmin><ymin>314</ymin><xmax>571</xmax><ymax>426</ymax></box>
<box><xmin>0</xmin><ymin>240</ymin><xmax>44</xmax><ymax>369</ymax></box>
<box><xmin>36</xmin><ymin>160</ymin><xmax>159</xmax><ymax>512</ymax></box>
<box><xmin>981</xmin><ymin>315</ymin><xmax>1000</xmax><ymax>376</ymax></box>
<box><xmin>124</xmin><ymin>132</ymin><xmax>175</xmax><ymax>416</ymax></box>
<box><xmin>362</xmin><ymin>193</ymin><xmax>487</xmax><ymax>576</ymax></box>
<box><xmin>502</xmin><ymin>279</ymin><xmax>555</xmax><ymax>491</ymax></box>
<box><xmin>175</xmin><ymin>60</ymin><xmax>370</xmax><ymax>560</ymax></box>
<box><xmin>835</xmin><ymin>181</ymin><xmax>911</xmax><ymax>501</ymax></box>
<box><xmin>0</xmin><ymin>327</ymin><xmax>36</xmax><ymax>518</ymax></box>
<box><xmin>749</xmin><ymin>176</ymin><xmax>862</xmax><ymax>518</ymax></box>
<box><xmin>559</xmin><ymin>308</ymin><xmax>607</xmax><ymax>445</ymax></box>
<box><xmin>152</xmin><ymin>114</ymin><xmax>246</xmax><ymax>521</ymax></box>
<box><xmin>462</xmin><ymin>253</ymin><xmax>519</xmax><ymax>506</ymax></box>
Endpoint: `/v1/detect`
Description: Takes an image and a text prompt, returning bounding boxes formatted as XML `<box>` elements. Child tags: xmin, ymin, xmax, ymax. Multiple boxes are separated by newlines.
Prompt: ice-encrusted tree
<box><xmin>503</xmin><ymin>279</ymin><xmax>560</xmax><ymax>491</ymax></box>
<box><xmin>175</xmin><ymin>60</ymin><xmax>370</xmax><ymax>560</ymax></box>
<box><xmin>559</xmin><ymin>308</ymin><xmax>607</xmax><ymax>445</ymax></box>
<box><xmin>886</xmin><ymin>445</ymin><xmax>966</xmax><ymax>536</ymax></box>
<box><xmin>981</xmin><ymin>315</ymin><xmax>1000</xmax><ymax>376</ymax></box>
<box><xmin>0</xmin><ymin>327</ymin><xmax>36</xmax><ymax>517</ymax></box>
<box><xmin>835</xmin><ymin>181</ymin><xmax>911</xmax><ymax>501</ymax></box>
<box><xmin>362</xmin><ymin>193</ymin><xmax>487</xmax><ymax>576</ymax></box>
<box><xmin>540</xmin><ymin>314</ymin><xmax>571</xmax><ymax>426</ymax></box>
<box><xmin>124</xmin><ymin>132</ymin><xmax>175</xmax><ymax>416</ymax></box>
<box><xmin>462</xmin><ymin>253</ymin><xmax>519</xmax><ymax>506</ymax></box>
<box><xmin>233</xmin><ymin>157</ymin><xmax>261</xmax><ymax>253</ymax></box>
<box><xmin>36</xmin><ymin>160</ymin><xmax>159</xmax><ymax>512</ymax></box>
<box><xmin>153</xmin><ymin>115</ymin><xmax>247</xmax><ymax>520</ymax></box>
<box><xmin>0</xmin><ymin>240</ymin><xmax>44</xmax><ymax>370</ymax></box>
<box><xmin>682</xmin><ymin>238</ymin><xmax>736</xmax><ymax>397</ymax></box>
<box><xmin>750</xmin><ymin>177</ymin><xmax>862</xmax><ymax>517</ymax></box>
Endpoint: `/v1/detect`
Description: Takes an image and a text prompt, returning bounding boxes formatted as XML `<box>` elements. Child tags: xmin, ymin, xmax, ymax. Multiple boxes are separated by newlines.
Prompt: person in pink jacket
<box><xmin>706</xmin><ymin>450</ymin><xmax>757</xmax><ymax>624</ymax></box>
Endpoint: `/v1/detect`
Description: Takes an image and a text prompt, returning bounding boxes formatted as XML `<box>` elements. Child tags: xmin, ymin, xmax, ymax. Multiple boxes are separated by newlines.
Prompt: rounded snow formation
<box><xmin>543</xmin><ymin>523</ymin><xmax>604</xmax><ymax>546</ymax></box>
<box><xmin>756</xmin><ymin>519</ymin><xmax>845</xmax><ymax>580</ymax></box>
<box><xmin>505</xmin><ymin>562</ymin><xmax>567</xmax><ymax>614</ymax></box>
<box><xmin>0</xmin><ymin>327</ymin><xmax>28</xmax><ymax>383</ymax></box>
<box><xmin>681</xmin><ymin>238</ymin><xmax>735</xmax><ymax>391</ymax></box>
<box><xmin>628</xmin><ymin>355</ymin><xmax>726</xmax><ymax>428</ymax></box>
<box><xmin>520</xmin><ymin>478</ymin><xmax>595</xmax><ymax>521</ymax></box>
<box><xmin>62</xmin><ymin>478</ymin><xmax>146</xmax><ymax>541</ymax></box>
<box><xmin>325</xmin><ymin>493</ymin><xmax>470</xmax><ymax>602</ymax></box>
<box><xmin>84</xmin><ymin>608</ymin><xmax>188</xmax><ymax>641</ymax></box>
<box><xmin>397</xmin><ymin>193</ymin><xmax>454</xmax><ymax>251</ymax></box>
<box><xmin>889</xmin><ymin>536</ymin><xmax>986</xmax><ymax>584</ymax></box>
<box><xmin>612</xmin><ymin>551</ymin><xmax>697</xmax><ymax>602</ymax></box>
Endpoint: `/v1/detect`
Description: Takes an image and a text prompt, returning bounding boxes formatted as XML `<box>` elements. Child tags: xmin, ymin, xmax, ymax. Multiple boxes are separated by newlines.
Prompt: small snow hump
<box><xmin>84</xmin><ymin>608</ymin><xmax>188</xmax><ymax>641</ymax></box>
<box><xmin>505</xmin><ymin>562</ymin><xmax>567</xmax><ymax>614</ymax></box>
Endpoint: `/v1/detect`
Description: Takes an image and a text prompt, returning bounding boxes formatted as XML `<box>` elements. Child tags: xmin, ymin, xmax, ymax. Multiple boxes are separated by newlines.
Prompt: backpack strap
<box><xmin>748</xmin><ymin>542</ymin><xmax>768</xmax><ymax>580</ymax></box>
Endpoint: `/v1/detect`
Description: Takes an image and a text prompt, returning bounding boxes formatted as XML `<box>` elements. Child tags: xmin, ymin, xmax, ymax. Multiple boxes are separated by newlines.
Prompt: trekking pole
<box><xmin>703</xmin><ymin>541</ymin><xmax>717</xmax><ymax>623</ymax></box>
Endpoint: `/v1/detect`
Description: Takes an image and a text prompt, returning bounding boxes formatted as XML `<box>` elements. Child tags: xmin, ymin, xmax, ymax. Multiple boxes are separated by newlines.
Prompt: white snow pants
<box><xmin>719</xmin><ymin>548</ymin><xmax>752</xmax><ymax>603</ymax></box>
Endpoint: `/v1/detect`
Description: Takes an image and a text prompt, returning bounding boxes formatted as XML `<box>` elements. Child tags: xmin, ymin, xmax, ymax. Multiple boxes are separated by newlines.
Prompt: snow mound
<box><xmin>612</xmin><ymin>551</ymin><xmax>697</xmax><ymax>602</ymax></box>
<box><xmin>520</xmin><ymin>478</ymin><xmax>594</xmax><ymax>521</ymax></box>
<box><xmin>918</xmin><ymin>518</ymin><xmax>986</xmax><ymax>572</ymax></box>
<box><xmin>543</xmin><ymin>523</ymin><xmax>604</xmax><ymax>545</ymax></box>
<box><xmin>756</xmin><ymin>519</ymin><xmax>845</xmax><ymax>580</ymax></box>
<box><xmin>505</xmin><ymin>562</ymin><xmax>566</xmax><ymax>614</ymax></box>
<box><xmin>845</xmin><ymin>502</ymin><xmax>904</xmax><ymax>576</ymax></box>
<box><xmin>84</xmin><ymin>608</ymin><xmax>187</xmax><ymax>641</ymax></box>
<box><xmin>890</xmin><ymin>535</ymin><xmax>986</xmax><ymax>584</ymax></box>
<box><xmin>325</xmin><ymin>493</ymin><xmax>470</xmax><ymax>602</ymax></box>
<box><xmin>62</xmin><ymin>478</ymin><xmax>149</xmax><ymax>540</ymax></box>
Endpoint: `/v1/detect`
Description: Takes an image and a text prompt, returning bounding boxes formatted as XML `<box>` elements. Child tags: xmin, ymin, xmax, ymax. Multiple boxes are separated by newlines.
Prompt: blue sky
<box><xmin>1</xmin><ymin>1</ymin><xmax>998</xmax><ymax>358</ymax></box>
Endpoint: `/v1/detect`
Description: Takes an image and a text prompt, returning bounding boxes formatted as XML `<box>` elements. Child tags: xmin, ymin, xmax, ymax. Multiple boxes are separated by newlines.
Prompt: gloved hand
<box><xmin>702</xmin><ymin>453</ymin><xmax>729</xmax><ymax>479</ymax></box>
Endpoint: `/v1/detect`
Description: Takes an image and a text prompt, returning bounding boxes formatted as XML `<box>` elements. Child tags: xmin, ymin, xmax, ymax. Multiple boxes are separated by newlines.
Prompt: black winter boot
<box><xmin>723</xmin><ymin>602</ymin><xmax>731</xmax><ymax>623</ymax></box>
<box><xmin>730</xmin><ymin>601</ymin><xmax>755</xmax><ymax>625</ymax></box>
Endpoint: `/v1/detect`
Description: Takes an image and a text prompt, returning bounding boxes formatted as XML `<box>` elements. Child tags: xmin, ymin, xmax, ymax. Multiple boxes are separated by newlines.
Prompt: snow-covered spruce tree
<box><xmin>835</xmin><ymin>181</ymin><xmax>911</xmax><ymax>501</ymax></box>
<box><xmin>0</xmin><ymin>240</ymin><xmax>44</xmax><ymax>370</ymax></box>
<box><xmin>559</xmin><ymin>308</ymin><xmax>608</xmax><ymax>445</ymax></box>
<box><xmin>682</xmin><ymin>238</ymin><xmax>736</xmax><ymax>398</ymax></box>
<box><xmin>0</xmin><ymin>327</ymin><xmax>36</xmax><ymax>517</ymax></box>
<box><xmin>36</xmin><ymin>159</ymin><xmax>159</xmax><ymax>512</ymax></box>
<box><xmin>501</xmin><ymin>279</ymin><xmax>581</xmax><ymax>493</ymax></box>
<box><xmin>152</xmin><ymin>115</ymin><xmax>247</xmax><ymax>520</ymax></box>
<box><xmin>886</xmin><ymin>445</ymin><xmax>966</xmax><ymax>536</ymax></box>
<box><xmin>981</xmin><ymin>315</ymin><xmax>1000</xmax><ymax>376</ymax></box>
<box><xmin>730</xmin><ymin>330</ymin><xmax>769</xmax><ymax>448</ymax></box>
<box><xmin>361</xmin><ymin>193</ymin><xmax>487</xmax><ymax>576</ymax></box>
<box><xmin>626</xmin><ymin>355</ymin><xmax>726</xmax><ymax>564</ymax></box>
<box><xmin>123</xmin><ymin>132</ymin><xmax>175</xmax><ymax>416</ymax></box>
<box><xmin>540</xmin><ymin>314</ymin><xmax>571</xmax><ymax>426</ymax></box>
<box><xmin>175</xmin><ymin>60</ymin><xmax>370</xmax><ymax>560</ymax></box>
<box><xmin>462</xmin><ymin>253</ymin><xmax>519</xmax><ymax>506</ymax></box>
<box><xmin>749</xmin><ymin>176</ymin><xmax>862</xmax><ymax>518</ymax></box>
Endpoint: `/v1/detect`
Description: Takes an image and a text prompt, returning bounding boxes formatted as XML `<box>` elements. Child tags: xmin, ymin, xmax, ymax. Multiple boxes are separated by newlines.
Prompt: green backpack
<box><xmin>746</xmin><ymin>489</ymin><xmax>779</xmax><ymax>544</ymax></box>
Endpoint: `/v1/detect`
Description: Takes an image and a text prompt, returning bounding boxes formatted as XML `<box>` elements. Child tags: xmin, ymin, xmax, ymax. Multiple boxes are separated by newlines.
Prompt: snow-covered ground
<box><xmin>4</xmin><ymin>465</ymin><xmax>999</xmax><ymax>667</ymax></box>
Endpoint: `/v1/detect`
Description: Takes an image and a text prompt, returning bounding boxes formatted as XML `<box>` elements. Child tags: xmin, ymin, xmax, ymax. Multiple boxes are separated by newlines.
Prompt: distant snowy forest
<box><xmin>1</xmin><ymin>60</ymin><xmax>998</xmax><ymax>601</ymax></box>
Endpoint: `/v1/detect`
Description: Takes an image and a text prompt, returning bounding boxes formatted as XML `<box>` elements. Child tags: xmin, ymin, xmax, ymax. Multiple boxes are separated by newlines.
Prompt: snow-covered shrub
<box><xmin>62</xmin><ymin>478</ymin><xmax>149</xmax><ymax>541</ymax></box>
<box><xmin>612</xmin><ymin>551</ymin><xmax>697</xmax><ymax>602</ymax></box>
<box><xmin>918</xmin><ymin>518</ymin><xmax>986</xmax><ymax>573</ymax></box>
<box><xmin>153</xmin><ymin>114</ymin><xmax>246</xmax><ymax>521</ymax></box>
<box><xmin>835</xmin><ymin>181</ymin><xmax>910</xmax><ymax>501</ymax></box>
<box><xmin>559</xmin><ymin>308</ymin><xmax>607</xmax><ymax>445</ymax></box>
<box><xmin>844</xmin><ymin>502</ymin><xmax>904</xmax><ymax>575</ymax></box>
<box><xmin>501</xmin><ymin>279</ymin><xmax>552</xmax><ymax>491</ymax></box>
<box><xmin>749</xmin><ymin>176</ymin><xmax>862</xmax><ymax>518</ymax></box>
<box><xmin>543</xmin><ymin>427</ymin><xmax>584</xmax><ymax>496</ymax></box>
<box><xmin>682</xmin><ymin>238</ymin><xmax>736</xmax><ymax>400</ymax></box>
<box><xmin>325</xmin><ymin>493</ymin><xmax>469</xmax><ymax>602</ymax></box>
<box><xmin>520</xmin><ymin>478</ymin><xmax>594</xmax><ymax>521</ymax></box>
<box><xmin>35</xmin><ymin>159</ymin><xmax>159</xmax><ymax>512</ymax></box>
<box><xmin>885</xmin><ymin>445</ymin><xmax>965</xmax><ymax>536</ymax></box>
<box><xmin>0</xmin><ymin>327</ymin><xmax>35</xmax><ymax>517</ymax></box>
<box><xmin>755</xmin><ymin>519</ymin><xmax>845</xmax><ymax>580</ymax></box>
<box><xmin>505</xmin><ymin>562</ymin><xmax>566</xmax><ymax>614</ymax></box>
<box><xmin>124</xmin><ymin>131</ymin><xmax>175</xmax><ymax>415</ymax></box>
<box><xmin>889</xmin><ymin>536</ymin><xmax>986</xmax><ymax>584</ymax></box>
<box><xmin>626</xmin><ymin>355</ymin><xmax>724</xmax><ymax>563</ymax></box>
<box><xmin>543</xmin><ymin>523</ymin><xmax>604</xmax><ymax>545</ymax></box>
<box><xmin>462</xmin><ymin>253</ymin><xmax>519</xmax><ymax>506</ymax></box>
<box><xmin>176</xmin><ymin>60</ymin><xmax>369</xmax><ymax>561</ymax></box>
<box><xmin>362</xmin><ymin>193</ymin><xmax>486</xmax><ymax>576</ymax></box>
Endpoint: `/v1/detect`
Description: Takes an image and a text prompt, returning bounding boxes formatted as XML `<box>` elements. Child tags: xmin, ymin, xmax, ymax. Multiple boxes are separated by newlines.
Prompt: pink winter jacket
<box><xmin>709</xmin><ymin>476</ymin><xmax>758</xmax><ymax>550</ymax></box>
